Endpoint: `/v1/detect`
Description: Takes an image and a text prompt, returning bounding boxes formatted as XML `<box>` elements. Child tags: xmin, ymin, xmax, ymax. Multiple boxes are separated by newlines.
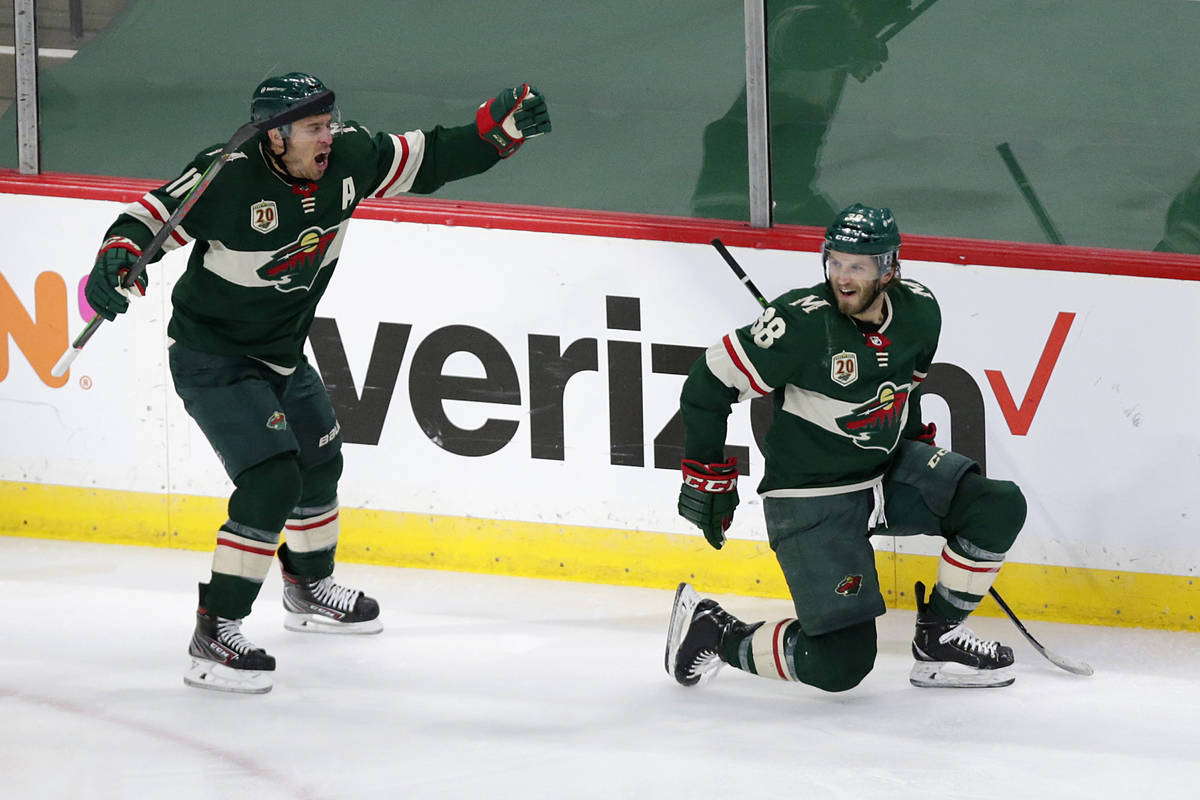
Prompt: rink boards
<box><xmin>1</xmin><ymin>175</ymin><xmax>1197</xmax><ymax>630</ymax></box>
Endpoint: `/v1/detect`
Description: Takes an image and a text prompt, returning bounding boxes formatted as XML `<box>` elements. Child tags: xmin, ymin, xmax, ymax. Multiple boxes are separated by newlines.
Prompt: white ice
<box><xmin>1</xmin><ymin>536</ymin><xmax>1197</xmax><ymax>800</ymax></box>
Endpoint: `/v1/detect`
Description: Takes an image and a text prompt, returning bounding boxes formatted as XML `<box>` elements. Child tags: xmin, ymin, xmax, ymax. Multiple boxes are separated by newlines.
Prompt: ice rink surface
<box><xmin>2</xmin><ymin>536</ymin><xmax>1197</xmax><ymax>800</ymax></box>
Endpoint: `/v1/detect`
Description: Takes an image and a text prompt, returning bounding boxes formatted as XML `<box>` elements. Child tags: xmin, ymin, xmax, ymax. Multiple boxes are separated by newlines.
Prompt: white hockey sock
<box><xmin>284</xmin><ymin>502</ymin><xmax>340</xmax><ymax>557</ymax></box>
<box><xmin>212</xmin><ymin>521</ymin><xmax>280</xmax><ymax>584</ymax></box>
<box><xmin>935</xmin><ymin>542</ymin><xmax>1003</xmax><ymax>613</ymax></box>
<box><xmin>744</xmin><ymin>619</ymin><xmax>801</xmax><ymax>681</ymax></box>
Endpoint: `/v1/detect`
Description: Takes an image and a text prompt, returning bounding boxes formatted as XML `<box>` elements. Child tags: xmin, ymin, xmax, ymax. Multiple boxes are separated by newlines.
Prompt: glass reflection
<box><xmin>692</xmin><ymin>0</ymin><xmax>930</xmax><ymax>226</ymax></box>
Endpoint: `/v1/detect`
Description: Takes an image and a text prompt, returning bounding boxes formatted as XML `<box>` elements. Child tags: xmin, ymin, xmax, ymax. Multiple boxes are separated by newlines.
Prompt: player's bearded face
<box><xmin>825</xmin><ymin>250</ymin><xmax>892</xmax><ymax>318</ymax></box>
<box><xmin>275</xmin><ymin>113</ymin><xmax>334</xmax><ymax>181</ymax></box>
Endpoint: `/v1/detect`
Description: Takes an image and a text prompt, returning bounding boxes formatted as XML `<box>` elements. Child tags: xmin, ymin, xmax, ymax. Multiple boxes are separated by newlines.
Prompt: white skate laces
<box><xmin>308</xmin><ymin>576</ymin><xmax>361</xmax><ymax>612</ymax></box>
<box><xmin>938</xmin><ymin>623</ymin><xmax>1000</xmax><ymax>659</ymax></box>
<box><xmin>687</xmin><ymin>649</ymin><xmax>722</xmax><ymax>682</ymax></box>
<box><xmin>215</xmin><ymin>618</ymin><xmax>262</xmax><ymax>655</ymax></box>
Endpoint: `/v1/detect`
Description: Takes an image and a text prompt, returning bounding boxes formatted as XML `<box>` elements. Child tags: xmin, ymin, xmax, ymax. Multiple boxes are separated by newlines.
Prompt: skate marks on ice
<box><xmin>1</xmin><ymin>537</ymin><xmax>1198</xmax><ymax>799</ymax></box>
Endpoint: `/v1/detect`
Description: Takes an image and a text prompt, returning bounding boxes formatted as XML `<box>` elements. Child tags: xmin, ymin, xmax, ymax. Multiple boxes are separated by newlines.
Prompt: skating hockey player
<box><xmin>85</xmin><ymin>72</ymin><xmax>551</xmax><ymax>693</ymax></box>
<box><xmin>667</xmin><ymin>203</ymin><xmax>1027</xmax><ymax>691</ymax></box>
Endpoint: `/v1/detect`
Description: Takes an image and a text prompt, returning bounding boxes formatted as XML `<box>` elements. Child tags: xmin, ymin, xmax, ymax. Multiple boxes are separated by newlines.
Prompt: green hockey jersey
<box><xmin>681</xmin><ymin>278</ymin><xmax>941</xmax><ymax>495</ymax></box>
<box><xmin>102</xmin><ymin>121</ymin><xmax>499</xmax><ymax>370</ymax></box>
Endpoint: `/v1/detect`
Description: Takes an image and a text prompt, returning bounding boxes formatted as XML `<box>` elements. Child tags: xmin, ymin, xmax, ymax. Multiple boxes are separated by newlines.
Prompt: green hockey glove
<box><xmin>85</xmin><ymin>236</ymin><xmax>146</xmax><ymax>321</ymax></box>
<box><xmin>678</xmin><ymin>458</ymin><xmax>739</xmax><ymax>549</ymax></box>
<box><xmin>476</xmin><ymin>84</ymin><xmax>551</xmax><ymax>158</ymax></box>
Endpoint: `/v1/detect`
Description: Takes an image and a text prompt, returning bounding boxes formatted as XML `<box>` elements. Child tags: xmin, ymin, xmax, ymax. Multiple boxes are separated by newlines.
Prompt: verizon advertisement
<box><xmin>2</xmin><ymin>191</ymin><xmax>1197</xmax><ymax>579</ymax></box>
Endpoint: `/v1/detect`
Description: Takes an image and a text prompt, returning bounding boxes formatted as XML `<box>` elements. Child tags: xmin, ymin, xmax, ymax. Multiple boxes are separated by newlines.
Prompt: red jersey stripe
<box><xmin>374</xmin><ymin>134</ymin><xmax>410</xmax><ymax>198</ymax></box>
<box><xmin>722</xmin><ymin>334</ymin><xmax>769</xmax><ymax>395</ymax></box>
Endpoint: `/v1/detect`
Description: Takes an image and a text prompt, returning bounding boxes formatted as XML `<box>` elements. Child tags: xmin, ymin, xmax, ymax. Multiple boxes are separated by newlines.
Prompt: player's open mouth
<box><xmin>315</xmin><ymin>153</ymin><xmax>328</xmax><ymax>166</ymax></box>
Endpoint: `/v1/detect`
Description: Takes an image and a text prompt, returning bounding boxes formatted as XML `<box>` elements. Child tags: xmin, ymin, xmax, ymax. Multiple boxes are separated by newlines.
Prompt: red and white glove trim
<box><xmin>98</xmin><ymin>236</ymin><xmax>146</xmax><ymax>298</ymax></box>
<box><xmin>681</xmin><ymin>458</ymin><xmax>738</xmax><ymax>493</ymax></box>
<box><xmin>98</xmin><ymin>235</ymin><xmax>142</xmax><ymax>260</ymax></box>
<box><xmin>476</xmin><ymin>84</ymin><xmax>534</xmax><ymax>158</ymax></box>
<box><xmin>915</xmin><ymin>422</ymin><xmax>937</xmax><ymax>446</ymax></box>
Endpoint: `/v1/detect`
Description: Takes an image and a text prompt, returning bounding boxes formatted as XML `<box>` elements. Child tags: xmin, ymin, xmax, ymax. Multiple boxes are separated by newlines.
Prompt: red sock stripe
<box><xmin>941</xmin><ymin>549</ymin><xmax>1001</xmax><ymax>573</ymax></box>
<box><xmin>285</xmin><ymin>511</ymin><xmax>339</xmax><ymax>532</ymax></box>
<box><xmin>771</xmin><ymin>620</ymin><xmax>791</xmax><ymax>680</ymax></box>
<box><xmin>215</xmin><ymin>537</ymin><xmax>277</xmax><ymax>557</ymax></box>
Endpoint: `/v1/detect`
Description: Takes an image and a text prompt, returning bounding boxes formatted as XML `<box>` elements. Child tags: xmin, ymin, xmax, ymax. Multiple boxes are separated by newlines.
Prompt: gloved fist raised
<box><xmin>677</xmin><ymin>458</ymin><xmax>739</xmax><ymax>550</ymax></box>
<box><xmin>476</xmin><ymin>84</ymin><xmax>551</xmax><ymax>158</ymax></box>
<box><xmin>85</xmin><ymin>236</ymin><xmax>146</xmax><ymax>321</ymax></box>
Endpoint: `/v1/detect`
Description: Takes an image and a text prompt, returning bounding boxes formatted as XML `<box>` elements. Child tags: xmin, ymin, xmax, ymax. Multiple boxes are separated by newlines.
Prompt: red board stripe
<box><xmin>3</xmin><ymin>169</ymin><xmax>1199</xmax><ymax>281</ymax></box>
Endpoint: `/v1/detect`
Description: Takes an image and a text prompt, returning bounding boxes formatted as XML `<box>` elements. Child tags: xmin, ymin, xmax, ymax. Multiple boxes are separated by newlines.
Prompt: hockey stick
<box><xmin>988</xmin><ymin>587</ymin><xmax>1093</xmax><ymax>675</ymax></box>
<box><xmin>710</xmin><ymin>237</ymin><xmax>1093</xmax><ymax>676</ymax></box>
<box><xmin>996</xmin><ymin>142</ymin><xmax>1066</xmax><ymax>246</ymax></box>
<box><xmin>50</xmin><ymin>88</ymin><xmax>337</xmax><ymax>378</ymax></box>
<box><xmin>878</xmin><ymin>0</ymin><xmax>942</xmax><ymax>44</ymax></box>
<box><xmin>711</xmin><ymin>238</ymin><xmax>768</xmax><ymax>307</ymax></box>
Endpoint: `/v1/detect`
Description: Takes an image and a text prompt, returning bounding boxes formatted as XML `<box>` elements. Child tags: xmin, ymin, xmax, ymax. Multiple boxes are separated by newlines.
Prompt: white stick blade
<box><xmin>50</xmin><ymin>347</ymin><xmax>80</xmax><ymax>378</ymax></box>
<box><xmin>1044</xmin><ymin>649</ymin><xmax>1094</xmax><ymax>676</ymax></box>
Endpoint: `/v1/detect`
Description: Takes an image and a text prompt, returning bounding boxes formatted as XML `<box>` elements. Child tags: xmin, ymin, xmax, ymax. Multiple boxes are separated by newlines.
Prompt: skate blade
<box><xmin>909</xmin><ymin>660</ymin><xmax>1014</xmax><ymax>688</ymax></box>
<box><xmin>183</xmin><ymin>659</ymin><xmax>273</xmax><ymax>694</ymax></box>
<box><xmin>665</xmin><ymin>583</ymin><xmax>700</xmax><ymax>676</ymax></box>
<box><xmin>284</xmin><ymin>611</ymin><xmax>383</xmax><ymax>635</ymax></box>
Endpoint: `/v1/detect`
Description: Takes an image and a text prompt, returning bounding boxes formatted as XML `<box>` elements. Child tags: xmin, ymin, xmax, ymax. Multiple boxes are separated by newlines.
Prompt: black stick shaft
<box><xmin>711</xmin><ymin>238</ymin><xmax>768</xmax><ymax>308</ymax></box>
<box><xmin>996</xmin><ymin>142</ymin><xmax>1065</xmax><ymax>245</ymax></box>
<box><xmin>879</xmin><ymin>0</ymin><xmax>941</xmax><ymax>44</ymax></box>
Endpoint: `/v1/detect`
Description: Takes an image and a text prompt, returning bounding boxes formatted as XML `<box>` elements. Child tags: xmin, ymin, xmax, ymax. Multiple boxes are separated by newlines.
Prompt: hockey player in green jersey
<box><xmin>666</xmin><ymin>204</ymin><xmax>1028</xmax><ymax>690</ymax></box>
<box><xmin>84</xmin><ymin>72</ymin><xmax>551</xmax><ymax>693</ymax></box>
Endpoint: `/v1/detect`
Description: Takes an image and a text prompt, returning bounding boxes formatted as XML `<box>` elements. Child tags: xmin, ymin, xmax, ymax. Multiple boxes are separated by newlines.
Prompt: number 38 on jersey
<box><xmin>750</xmin><ymin>306</ymin><xmax>787</xmax><ymax>348</ymax></box>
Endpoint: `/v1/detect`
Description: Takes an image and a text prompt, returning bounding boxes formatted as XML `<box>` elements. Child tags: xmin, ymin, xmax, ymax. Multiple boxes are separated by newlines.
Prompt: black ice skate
<box><xmin>665</xmin><ymin>582</ymin><xmax>761</xmax><ymax>687</ymax></box>
<box><xmin>910</xmin><ymin>581</ymin><xmax>1015</xmax><ymax>688</ymax></box>
<box><xmin>281</xmin><ymin>569</ymin><xmax>383</xmax><ymax>634</ymax></box>
<box><xmin>184</xmin><ymin>585</ymin><xmax>275</xmax><ymax>694</ymax></box>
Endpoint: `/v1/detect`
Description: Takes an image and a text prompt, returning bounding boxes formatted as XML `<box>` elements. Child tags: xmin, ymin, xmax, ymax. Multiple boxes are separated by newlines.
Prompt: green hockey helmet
<box><xmin>822</xmin><ymin>203</ymin><xmax>901</xmax><ymax>275</ymax></box>
<box><xmin>250</xmin><ymin>72</ymin><xmax>338</xmax><ymax>131</ymax></box>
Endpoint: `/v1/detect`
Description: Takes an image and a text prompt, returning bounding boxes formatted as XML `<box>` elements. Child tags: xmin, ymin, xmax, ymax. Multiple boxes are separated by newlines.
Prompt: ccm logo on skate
<box><xmin>206</xmin><ymin>641</ymin><xmax>237</xmax><ymax>663</ymax></box>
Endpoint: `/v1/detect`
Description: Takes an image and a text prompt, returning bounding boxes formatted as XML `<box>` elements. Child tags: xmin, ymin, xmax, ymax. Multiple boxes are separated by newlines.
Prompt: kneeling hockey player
<box><xmin>666</xmin><ymin>204</ymin><xmax>1027</xmax><ymax>690</ymax></box>
<box><xmin>85</xmin><ymin>72</ymin><xmax>551</xmax><ymax>693</ymax></box>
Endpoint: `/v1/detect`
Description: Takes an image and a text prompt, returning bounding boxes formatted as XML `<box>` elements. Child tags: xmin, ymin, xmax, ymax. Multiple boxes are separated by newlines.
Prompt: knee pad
<box><xmin>945</xmin><ymin>472</ymin><xmax>1027</xmax><ymax>556</ymax></box>
<box><xmin>791</xmin><ymin>620</ymin><xmax>877</xmax><ymax>693</ymax></box>
<box><xmin>229</xmin><ymin>454</ymin><xmax>303</xmax><ymax>533</ymax></box>
<box><xmin>298</xmin><ymin>452</ymin><xmax>343</xmax><ymax>508</ymax></box>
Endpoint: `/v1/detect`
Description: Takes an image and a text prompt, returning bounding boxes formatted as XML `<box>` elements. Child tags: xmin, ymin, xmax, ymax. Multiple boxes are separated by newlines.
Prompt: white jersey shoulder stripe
<box><xmin>128</xmin><ymin>193</ymin><xmax>192</xmax><ymax>249</ymax></box>
<box><xmin>705</xmin><ymin>333</ymin><xmax>773</xmax><ymax>401</ymax></box>
<box><xmin>371</xmin><ymin>130</ymin><xmax>426</xmax><ymax>198</ymax></box>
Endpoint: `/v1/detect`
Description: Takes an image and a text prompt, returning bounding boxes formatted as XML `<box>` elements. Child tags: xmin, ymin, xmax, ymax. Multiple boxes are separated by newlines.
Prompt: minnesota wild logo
<box><xmin>835</xmin><ymin>574</ymin><xmax>863</xmax><ymax>596</ymax></box>
<box><xmin>836</xmin><ymin>381</ymin><xmax>909</xmax><ymax>451</ymax></box>
<box><xmin>256</xmin><ymin>225</ymin><xmax>339</xmax><ymax>292</ymax></box>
